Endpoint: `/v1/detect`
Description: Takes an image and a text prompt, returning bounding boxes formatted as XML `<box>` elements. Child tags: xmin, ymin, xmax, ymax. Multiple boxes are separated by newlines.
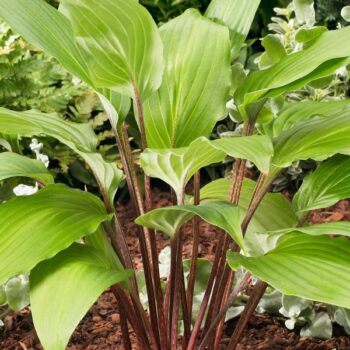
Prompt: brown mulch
<box><xmin>1</xmin><ymin>189</ymin><xmax>350</xmax><ymax>350</ymax></box>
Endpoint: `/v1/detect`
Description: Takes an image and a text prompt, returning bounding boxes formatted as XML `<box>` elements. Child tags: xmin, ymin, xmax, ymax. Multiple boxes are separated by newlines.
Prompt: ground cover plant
<box><xmin>0</xmin><ymin>0</ymin><xmax>350</xmax><ymax>349</ymax></box>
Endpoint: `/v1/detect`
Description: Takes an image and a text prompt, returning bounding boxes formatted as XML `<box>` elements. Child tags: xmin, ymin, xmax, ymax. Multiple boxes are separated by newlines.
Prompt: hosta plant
<box><xmin>1</xmin><ymin>0</ymin><xmax>350</xmax><ymax>349</ymax></box>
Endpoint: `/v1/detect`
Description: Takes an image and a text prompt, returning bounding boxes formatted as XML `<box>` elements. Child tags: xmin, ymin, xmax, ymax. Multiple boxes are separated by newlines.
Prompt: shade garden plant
<box><xmin>1</xmin><ymin>0</ymin><xmax>350</xmax><ymax>349</ymax></box>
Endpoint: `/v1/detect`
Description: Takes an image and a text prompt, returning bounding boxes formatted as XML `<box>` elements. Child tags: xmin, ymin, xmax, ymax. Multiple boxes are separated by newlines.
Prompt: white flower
<box><xmin>38</xmin><ymin>154</ymin><xmax>49</xmax><ymax>168</ymax></box>
<box><xmin>13</xmin><ymin>184</ymin><xmax>38</xmax><ymax>196</ymax></box>
<box><xmin>30</xmin><ymin>138</ymin><xmax>49</xmax><ymax>168</ymax></box>
<box><xmin>29</xmin><ymin>138</ymin><xmax>43</xmax><ymax>153</ymax></box>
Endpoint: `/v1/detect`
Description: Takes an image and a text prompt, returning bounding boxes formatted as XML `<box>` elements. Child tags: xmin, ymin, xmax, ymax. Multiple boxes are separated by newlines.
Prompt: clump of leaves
<box><xmin>217</xmin><ymin>0</ymin><xmax>350</xmax><ymax>191</ymax></box>
<box><xmin>1</xmin><ymin>1</ymin><xmax>350</xmax><ymax>350</ymax></box>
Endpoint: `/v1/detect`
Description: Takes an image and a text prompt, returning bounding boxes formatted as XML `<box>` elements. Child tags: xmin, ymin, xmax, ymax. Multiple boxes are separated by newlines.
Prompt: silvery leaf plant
<box><xmin>0</xmin><ymin>0</ymin><xmax>350</xmax><ymax>349</ymax></box>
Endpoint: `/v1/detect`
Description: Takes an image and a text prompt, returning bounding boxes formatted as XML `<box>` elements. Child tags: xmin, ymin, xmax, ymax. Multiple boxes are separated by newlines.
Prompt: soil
<box><xmin>1</xmin><ymin>188</ymin><xmax>350</xmax><ymax>350</ymax></box>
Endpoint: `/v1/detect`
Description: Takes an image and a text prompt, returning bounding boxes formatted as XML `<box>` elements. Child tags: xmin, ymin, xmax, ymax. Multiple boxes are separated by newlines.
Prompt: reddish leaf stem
<box><xmin>186</xmin><ymin>171</ymin><xmax>201</xmax><ymax>322</ymax></box>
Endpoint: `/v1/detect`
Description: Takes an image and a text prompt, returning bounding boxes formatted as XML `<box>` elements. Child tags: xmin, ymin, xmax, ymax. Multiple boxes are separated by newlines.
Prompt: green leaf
<box><xmin>0</xmin><ymin>184</ymin><xmax>112</xmax><ymax>285</ymax></box>
<box><xmin>98</xmin><ymin>89</ymin><xmax>131</xmax><ymax>128</ymax></box>
<box><xmin>0</xmin><ymin>286</ymin><xmax>6</xmax><ymax>306</ymax></box>
<box><xmin>235</xmin><ymin>26</ymin><xmax>350</xmax><ymax>117</ymax></box>
<box><xmin>272</xmin><ymin>221</ymin><xmax>350</xmax><ymax>237</ymax></box>
<box><xmin>293</xmin><ymin>155</ymin><xmax>350</xmax><ymax>214</ymax></box>
<box><xmin>30</xmin><ymin>243</ymin><xmax>131</xmax><ymax>350</ymax></box>
<box><xmin>230</xmin><ymin>63</ymin><xmax>247</xmax><ymax>95</ymax></box>
<box><xmin>85</xmin><ymin>227</ymin><xmax>124</xmax><ymax>270</ymax></box>
<box><xmin>79</xmin><ymin>152</ymin><xmax>124</xmax><ymax>209</ymax></box>
<box><xmin>259</xmin><ymin>34</ymin><xmax>287</xmax><ymax>69</ymax></box>
<box><xmin>0</xmin><ymin>0</ymin><xmax>91</xmax><ymax>84</ymax></box>
<box><xmin>136</xmin><ymin>201</ymin><xmax>244</xmax><ymax>249</ymax></box>
<box><xmin>249</xmin><ymin>220</ymin><xmax>350</xmax><ymax>256</ymax></box>
<box><xmin>295</xmin><ymin>27</ymin><xmax>328</xmax><ymax>44</ymax></box>
<box><xmin>59</xmin><ymin>0</ymin><xmax>163</xmax><ymax>99</ymax></box>
<box><xmin>227</xmin><ymin>234</ymin><xmax>350</xmax><ymax>308</ymax></box>
<box><xmin>272</xmin><ymin>100</ymin><xmax>350</xmax><ymax>136</ymax></box>
<box><xmin>143</xmin><ymin>9</ymin><xmax>231</xmax><ymax>148</ymax></box>
<box><xmin>212</xmin><ymin>135</ymin><xmax>273</xmax><ymax>174</ymax></box>
<box><xmin>0</xmin><ymin>108</ymin><xmax>123</xmax><ymax>207</ymax></box>
<box><xmin>140</xmin><ymin>137</ymin><xmax>225</xmax><ymax>197</ymax></box>
<box><xmin>0</xmin><ymin>152</ymin><xmax>54</xmax><ymax>185</ymax></box>
<box><xmin>199</xmin><ymin>178</ymin><xmax>297</xmax><ymax>236</ymax></box>
<box><xmin>205</xmin><ymin>0</ymin><xmax>261</xmax><ymax>59</ymax></box>
<box><xmin>272</xmin><ymin>113</ymin><xmax>350</xmax><ymax>168</ymax></box>
<box><xmin>0</xmin><ymin>108</ymin><xmax>96</xmax><ymax>152</ymax></box>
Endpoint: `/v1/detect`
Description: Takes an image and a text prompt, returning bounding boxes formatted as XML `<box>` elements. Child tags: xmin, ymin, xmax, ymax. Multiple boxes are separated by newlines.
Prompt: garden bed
<box><xmin>1</xmin><ymin>189</ymin><xmax>349</xmax><ymax>350</ymax></box>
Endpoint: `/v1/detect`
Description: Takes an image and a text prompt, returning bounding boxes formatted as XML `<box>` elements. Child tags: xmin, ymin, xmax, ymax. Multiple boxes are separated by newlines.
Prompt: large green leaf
<box><xmin>0</xmin><ymin>0</ymin><xmax>91</xmax><ymax>84</ymax></box>
<box><xmin>0</xmin><ymin>152</ymin><xmax>54</xmax><ymax>185</ymax></box>
<box><xmin>212</xmin><ymin>135</ymin><xmax>273</xmax><ymax>174</ymax></box>
<box><xmin>0</xmin><ymin>108</ymin><xmax>96</xmax><ymax>152</ymax></box>
<box><xmin>199</xmin><ymin>178</ymin><xmax>297</xmax><ymax>235</ymax></box>
<box><xmin>30</xmin><ymin>243</ymin><xmax>131</xmax><ymax>350</ymax></box>
<box><xmin>227</xmin><ymin>234</ymin><xmax>350</xmax><ymax>308</ymax></box>
<box><xmin>0</xmin><ymin>108</ymin><xmax>123</xmax><ymax>207</ymax></box>
<box><xmin>205</xmin><ymin>0</ymin><xmax>261</xmax><ymax>59</ymax></box>
<box><xmin>141</xmin><ymin>137</ymin><xmax>225</xmax><ymax>197</ymax></box>
<box><xmin>235</xmin><ymin>26</ymin><xmax>350</xmax><ymax>117</ymax></box>
<box><xmin>272</xmin><ymin>112</ymin><xmax>350</xmax><ymax>168</ymax></box>
<box><xmin>293</xmin><ymin>155</ymin><xmax>350</xmax><ymax>214</ymax></box>
<box><xmin>143</xmin><ymin>9</ymin><xmax>231</xmax><ymax>148</ymax></box>
<box><xmin>0</xmin><ymin>184</ymin><xmax>112</xmax><ymax>285</ymax></box>
<box><xmin>273</xmin><ymin>100</ymin><xmax>350</xmax><ymax>136</ymax></box>
<box><xmin>59</xmin><ymin>0</ymin><xmax>163</xmax><ymax>100</ymax></box>
<box><xmin>136</xmin><ymin>201</ymin><xmax>244</xmax><ymax>249</ymax></box>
